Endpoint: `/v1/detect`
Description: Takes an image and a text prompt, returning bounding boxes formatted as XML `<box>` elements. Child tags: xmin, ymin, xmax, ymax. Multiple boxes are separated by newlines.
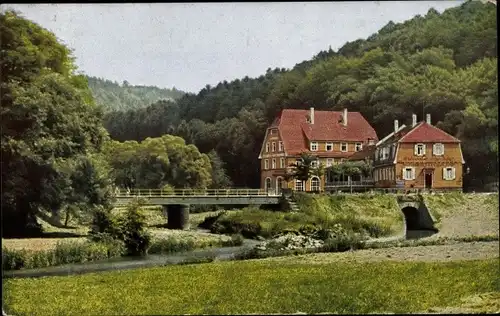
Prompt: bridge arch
<box><xmin>397</xmin><ymin>200</ymin><xmax>437</xmax><ymax>239</ymax></box>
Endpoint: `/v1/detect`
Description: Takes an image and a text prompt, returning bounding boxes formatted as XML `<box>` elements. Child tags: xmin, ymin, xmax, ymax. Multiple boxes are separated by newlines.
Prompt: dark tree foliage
<box><xmin>1</xmin><ymin>11</ymin><xmax>112</xmax><ymax>237</ymax></box>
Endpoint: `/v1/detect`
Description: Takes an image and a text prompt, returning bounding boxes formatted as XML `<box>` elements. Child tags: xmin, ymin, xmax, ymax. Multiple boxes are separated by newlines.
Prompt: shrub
<box><xmin>88</xmin><ymin>199</ymin><xmax>151</xmax><ymax>256</ymax></box>
<box><xmin>149</xmin><ymin>237</ymin><xmax>196</xmax><ymax>254</ymax></box>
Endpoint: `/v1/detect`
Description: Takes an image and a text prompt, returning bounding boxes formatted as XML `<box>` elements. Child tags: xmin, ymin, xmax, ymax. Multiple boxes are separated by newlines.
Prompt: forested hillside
<box><xmin>104</xmin><ymin>0</ymin><xmax>498</xmax><ymax>189</ymax></box>
<box><xmin>86</xmin><ymin>76</ymin><xmax>185</xmax><ymax>112</ymax></box>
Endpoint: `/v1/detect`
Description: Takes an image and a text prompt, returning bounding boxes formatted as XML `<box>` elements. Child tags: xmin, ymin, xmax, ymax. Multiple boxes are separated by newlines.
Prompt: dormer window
<box><xmin>271</xmin><ymin>142</ymin><xmax>276</xmax><ymax>152</ymax></box>
<box><xmin>278</xmin><ymin>141</ymin><xmax>283</xmax><ymax>152</ymax></box>
<box><xmin>433</xmin><ymin>143</ymin><xmax>444</xmax><ymax>156</ymax></box>
<box><xmin>310</xmin><ymin>141</ymin><xmax>318</xmax><ymax>151</ymax></box>
<box><xmin>414</xmin><ymin>143</ymin><xmax>426</xmax><ymax>156</ymax></box>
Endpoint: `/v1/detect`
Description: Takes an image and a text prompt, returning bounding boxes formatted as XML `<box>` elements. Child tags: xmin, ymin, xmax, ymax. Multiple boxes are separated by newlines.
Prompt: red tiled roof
<box><xmin>277</xmin><ymin>109</ymin><xmax>378</xmax><ymax>155</ymax></box>
<box><xmin>348</xmin><ymin>145</ymin><xmax>376</xmax><ymax>161</ymax></box>
<box><xmin>398</xmin><ymin>122</ymin><xmax>460</xmax><ymax>143</ymax></box>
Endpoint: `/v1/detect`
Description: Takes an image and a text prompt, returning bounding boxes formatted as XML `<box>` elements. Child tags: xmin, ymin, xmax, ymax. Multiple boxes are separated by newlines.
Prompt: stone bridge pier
<box><xmin>162</xmin><ymin>204</ymin><xmax>190</xmax><ymax>230</ymax></box>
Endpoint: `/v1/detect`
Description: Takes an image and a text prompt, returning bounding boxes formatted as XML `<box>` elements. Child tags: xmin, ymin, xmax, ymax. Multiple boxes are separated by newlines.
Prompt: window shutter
<box><xmin>414</xmin><ymin>145</ymin><xmax>418</xmax><ymax>155</ymax></box>
<box><xmin>422</xmin><ymin>145</ymin><xmax>426</xmax><ymax>155</ymax></box>
<box><xmin>411</xmin><ymin>167</ymin><xmax>416</xmax><ymax>180</ymax></box>
<box><xmin>442</xmin><ymin>167</ymin><xmax>447</xmax><ymax>180</ymax></box>
<box><xmin>452</xmin><ymin>167</ymin><xmax>456</xmax><ymax>180</ymax></box>
<box><xmin>402</xmin><ymin>168</ymin><xmax>406</xmax><ymax>180</ymax></box>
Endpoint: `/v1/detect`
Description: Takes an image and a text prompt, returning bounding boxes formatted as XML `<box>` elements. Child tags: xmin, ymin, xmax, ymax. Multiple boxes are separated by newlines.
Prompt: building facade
<box><xmin>258</xmin><ymin>107</ymin><xmax>378</xmax><ymax>193</ymax></box>
<box><xmin>373</xmin><ymin>114</ymin><xmax>465</xmax><ymax>191</ymax></box>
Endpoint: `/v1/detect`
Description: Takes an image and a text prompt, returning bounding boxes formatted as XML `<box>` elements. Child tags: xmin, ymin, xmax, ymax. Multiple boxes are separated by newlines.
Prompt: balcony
<box><xmin>325</xmin><ymin>179</ymin><xmax>375</xmax><ymax>189</ymax></box>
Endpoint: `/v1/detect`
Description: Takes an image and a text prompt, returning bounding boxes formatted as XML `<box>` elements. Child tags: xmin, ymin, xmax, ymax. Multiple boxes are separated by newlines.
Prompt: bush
<box><xmin>2</xmin><ymin>241</ymin><xmax>126</xmax><ymax>271</ymax></box>
<box><xmin>88</xmin><ymin>199</ymin><xmax>151</xmax><ymax>256</ymax></box>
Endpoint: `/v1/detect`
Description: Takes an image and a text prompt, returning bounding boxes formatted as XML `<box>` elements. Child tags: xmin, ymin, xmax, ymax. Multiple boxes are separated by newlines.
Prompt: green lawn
<box><xmin>3</xmin><ymin>258</ymin><xmax>498</xmax><ymax>315</ymax></box>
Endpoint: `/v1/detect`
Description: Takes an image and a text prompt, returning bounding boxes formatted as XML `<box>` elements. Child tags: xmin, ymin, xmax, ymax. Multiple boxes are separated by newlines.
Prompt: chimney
<box><xmin>426</xmin><ymin>113</ymin><xmax>431</xmax><ymax>125</ymax></box>
<box><xmin>310</xmin><ymin>107</ymin><xmax>315</xmax><ymax>124</ymax></box>
<box><xmin>412</xmin><ymin>114</ymin><xmax>417</xmax><ymax>128</ymax></box>
<box><xmin>343</xmin><ymin>108</ymin><xmax>348</xmax><ymax>126</ymax></box>
<box><xmin>394</xmin><ymin>119</ymin><xmax>399</xmax><ymax>133</ymax></box>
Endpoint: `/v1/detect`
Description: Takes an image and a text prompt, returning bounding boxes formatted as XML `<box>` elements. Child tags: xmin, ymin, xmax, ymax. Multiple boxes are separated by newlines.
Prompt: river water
<box><xmin>4</xmin><ymin>229</ymin><xmax>436</xmax><ymax>279</ymax></box>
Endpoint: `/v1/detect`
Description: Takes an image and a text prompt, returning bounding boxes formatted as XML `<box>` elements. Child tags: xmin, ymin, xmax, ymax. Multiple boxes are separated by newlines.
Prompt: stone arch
<box><xmin>398</xmin><ymin>200</ymin><xmax>438</xmax><ymax>239</ymax></box>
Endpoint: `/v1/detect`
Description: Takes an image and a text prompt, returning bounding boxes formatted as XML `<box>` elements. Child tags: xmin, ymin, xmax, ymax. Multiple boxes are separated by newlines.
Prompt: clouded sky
<box><xmin>3</xmin><ymin>2</ymin><xmax>463</xmax><ymax>93</ymax></box>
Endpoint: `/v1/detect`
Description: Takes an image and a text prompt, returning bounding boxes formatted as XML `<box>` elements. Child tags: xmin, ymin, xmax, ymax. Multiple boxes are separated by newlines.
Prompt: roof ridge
<box><xmin>398</xmin><ymin>121</ymin><xmax>425</xmax><ymax>142</ymax></box>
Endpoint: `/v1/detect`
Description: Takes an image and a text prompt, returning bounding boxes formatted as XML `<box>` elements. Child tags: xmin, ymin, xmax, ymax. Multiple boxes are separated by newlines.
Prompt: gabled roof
<box><xmin>348</xmin><ymin>145</ymin><xmax>376</xmax><ymax>161</ymax></box>
<box><xmin>398</xmin><ymin>122</ymin><xmax>460</xmax><ymax>143</ymax></box>
<box><xmin>377</xmin><ymin>121</ymin><xmax>460</xmax><ymax>146</ymax></box>
<box><xmin>276</xmin><ymin>109</ymin><xmax>378</xmax><ymax>155</ymax></box>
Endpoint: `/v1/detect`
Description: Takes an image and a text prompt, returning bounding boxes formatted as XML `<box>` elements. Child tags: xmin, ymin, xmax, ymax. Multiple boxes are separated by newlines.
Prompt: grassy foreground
<box><xmin>4</xmin><ymin>258</ymin><xmax>498</xmax><ymax>315</ymax></box>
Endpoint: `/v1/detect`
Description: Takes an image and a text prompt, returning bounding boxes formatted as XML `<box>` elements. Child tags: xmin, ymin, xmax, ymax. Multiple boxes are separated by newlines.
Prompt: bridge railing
<box><xmin>114</xmin><ymin>188</ymin><xmax>280</xmax><ymax>197</ymax></box>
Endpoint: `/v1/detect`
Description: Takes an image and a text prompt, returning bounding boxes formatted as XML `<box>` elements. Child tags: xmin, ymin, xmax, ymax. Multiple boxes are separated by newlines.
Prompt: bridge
<box><xmin>113</xmin><ymin>189</ymin><xmax>282</xmax><ymax>230</ymax></box>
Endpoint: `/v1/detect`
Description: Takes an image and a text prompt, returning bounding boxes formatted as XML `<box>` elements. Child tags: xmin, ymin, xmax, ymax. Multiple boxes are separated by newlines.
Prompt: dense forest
<box><xmin>86</xmin><ymin>76</ymin><xmax>185</xmax><ymax>112</ymax></box>
<box><xmin>104</xmin><ymin>1</ymin><xmax>498</xmax><ymax>189</ymax></box>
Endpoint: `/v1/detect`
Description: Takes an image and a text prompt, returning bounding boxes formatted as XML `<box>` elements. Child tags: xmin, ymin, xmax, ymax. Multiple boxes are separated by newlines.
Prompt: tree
<box><xmin>1</xmin><ymin>11</ymin><xmax>111</xmax><ymax>237</ymax></box>
<box><xmin>285</xmin><ymin>152</ymin><xmax>324</xmax><ymax>190</ymax></box>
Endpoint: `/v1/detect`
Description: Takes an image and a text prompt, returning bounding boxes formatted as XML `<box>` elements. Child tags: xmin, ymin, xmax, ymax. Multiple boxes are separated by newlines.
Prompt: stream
<box><xmin>3</xmin><ymin>238</ymin><xmax>260</xmax><ymax>279</ymax></box>
<box><xmin>3</xmin><ymin>228</ymin><xmax>434</xmax><ymax>279</ymax></box>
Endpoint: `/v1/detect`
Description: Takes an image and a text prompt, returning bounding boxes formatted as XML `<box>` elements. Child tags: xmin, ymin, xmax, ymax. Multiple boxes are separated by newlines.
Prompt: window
<box><xmin>271</xmin><ymin>142</ymin><xmax>276</xmax><ymax>152</ymax></box>
<box><xmin>265</xmin><ymin>177</ymin><xmax>272</xmax><ymax>191</ymax></box>
<box><xmin>296</xmin><ymin>158</ymin><xmax>302</xmax><ymax>166</ymax></box>
<box><xmin>276</xmin><ymin>177</ymin><xmax>283</xmax><ymax>194</ymax></box>
<box><xmin>264</xmin><ymin>159</ymin><xmax>269</xmax><ymax>170</ymax></box>
<box><xmin>443</xmin><ymin>167</ymin><xmax>456</xmax><ymax>180</ymax></box>
<box><xmin>310</xmin><ymin>177</ymin><xmax>320</xmax><ymax>192</ymax></box>
<box><xmin>272</xmin><ymin>159</ymin><xmax>276</xmax><ymax>169</ymax></box>
<box><xmin>310</xmin><ymin>141</ymin><xmax>318</xmax><ymax>151</ymax></box>
<box><xmin>280</xmin><ymin>158</ymin><xmax>285</xmax><ymax>168</ymax></box>
<box><xmin>415</xmin><ymin>143</ymin><xmax>426</xmax><ymax>156</ymax></box>
<box><xmin>433</xmin><ymin>143</ymin><xmax>444</xmax><ymax>156</ymax></box>
<box><xmin>355</xmin><ymin>143</ymin><xmax>363</xmax><ymax>152</ymax></box>
<box><xmin>265</xmin><ymin>143</ymin><xmax>269</xmax><ymax>153</ymax></box>
<box><xmin>326</xmin><ymin>158</ymin><xmax>334</xmax><ymax>167</ymax></box>
<box><xmin>326</xmin><ymin>142</ymin><xmax>333</xmax><ymax>151</ymax></box>
<box><xmin>295</xmin><ymin>180</ymin><xmax>304</xmax><ymax>192</ymax></box>
<box><xmin>382</xmin><ymin>147</ymin><xmax>389</xmax><ymax>160</ymax></box>
<box><xmin>311</xmin><ymin>160</ymin><xmax>319</xmax><ymax>168</ymax></box>
<box><xmin>403</xmin><ymin>167</ymin><xmax>415</xmax><ymax>180</ymax></box>
<box><xmin>340</xmin><ymin>143</ymin><xmax>348</xmax><ymax>152</ymax></box>
<box><xmin>278</xmin><ymin>141</ymin><xmax>283</xmax><ymax>152</ymax></box>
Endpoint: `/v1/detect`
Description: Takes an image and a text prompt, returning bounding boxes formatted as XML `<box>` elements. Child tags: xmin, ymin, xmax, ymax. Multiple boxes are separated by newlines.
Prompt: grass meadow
<box><xmin>3</xmin><ymin>258</ymin><xmax>498</xmax><ymax>315</ymax></box>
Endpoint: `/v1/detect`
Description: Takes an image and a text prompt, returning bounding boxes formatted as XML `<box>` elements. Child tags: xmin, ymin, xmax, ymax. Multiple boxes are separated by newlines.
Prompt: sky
<box><xmin>2</xmin><ymin>2</ymin><xmax>464</xmax><ymax>93</ymax></box>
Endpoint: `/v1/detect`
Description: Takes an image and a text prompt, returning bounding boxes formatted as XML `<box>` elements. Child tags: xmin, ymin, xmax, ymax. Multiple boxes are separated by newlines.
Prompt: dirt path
<box><xmin>261</xmin><ymin>241</ymin><xmax>499</xmax><ymax>264</ymax></box>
